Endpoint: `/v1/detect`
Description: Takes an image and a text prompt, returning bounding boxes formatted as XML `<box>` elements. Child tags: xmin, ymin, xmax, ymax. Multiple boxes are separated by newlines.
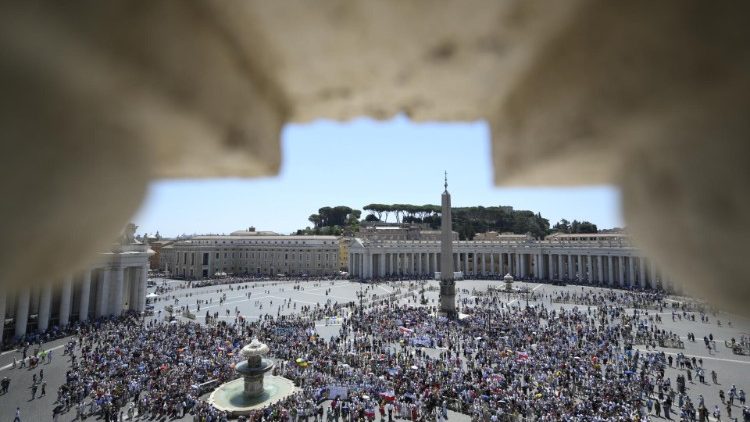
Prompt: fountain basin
<box><xmin>208</xmin><ymin>375</ymin><xmax>298</xmax><ymax>416</ymax></box>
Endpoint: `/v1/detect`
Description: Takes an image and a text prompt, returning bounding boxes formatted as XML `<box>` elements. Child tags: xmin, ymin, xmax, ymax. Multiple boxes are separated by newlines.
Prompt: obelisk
<box><xmin>439</xmin><ymin>172</ymin><xmax>457</xmax><ymax>318</ymax></box>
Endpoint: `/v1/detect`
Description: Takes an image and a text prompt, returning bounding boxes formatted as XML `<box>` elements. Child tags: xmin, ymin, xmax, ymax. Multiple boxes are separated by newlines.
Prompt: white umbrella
<box><xmin>146</xmin><ymin>292</ymin><xmax>159</xmax><ymax>298</ymax></box>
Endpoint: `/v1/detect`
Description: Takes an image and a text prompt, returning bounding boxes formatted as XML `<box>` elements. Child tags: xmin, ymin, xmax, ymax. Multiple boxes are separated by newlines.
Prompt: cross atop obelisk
<box><xmin>439</xmin><ymin>171</ymin><xmax>456</xmax><ymax>318</ymax></box>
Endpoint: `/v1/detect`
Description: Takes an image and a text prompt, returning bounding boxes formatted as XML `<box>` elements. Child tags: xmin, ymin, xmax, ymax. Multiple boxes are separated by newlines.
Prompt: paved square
<box><xmin>1</xmin><ymin>278</ymin><xmax>748</xmax><ymax>421</ymax></box>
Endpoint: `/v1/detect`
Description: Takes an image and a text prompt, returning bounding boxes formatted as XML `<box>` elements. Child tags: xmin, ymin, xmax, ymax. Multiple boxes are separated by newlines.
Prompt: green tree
<box><xmin>308</xmin><ymin>214</ymin><xmax>322</xmax><ymax>229</ymax></box>
<box><xmin>553</xmin><ymin>219</ymin><xmax>571</xmax><ymax>233</ymax></box>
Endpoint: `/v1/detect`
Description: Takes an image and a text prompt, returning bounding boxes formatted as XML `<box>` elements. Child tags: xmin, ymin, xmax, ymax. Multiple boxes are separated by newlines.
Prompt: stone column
<box><xmin>38</xmin><ymin>284</ymin><xmax>53</xmax><ymax>332</ymax></box>
<box><xmin>379</xmin><ymin>254</ymin><xmax>386</xmax><ymax>278</ymax></box>
<box><xmin>585</xmin><ymin>255</ymin><xmax>592</xmax><ymax>283</ymax></box>
<box><xmin>0</xmin><ymin>291</ymin><xmax>6</xmax><ymax>344</ymax></box>
<box><xmin>607</xmin><ymin>256</ymin><xmax>614</xmax><ymax>286</ymax></box>
<box><xmin>59</xmin><ymin>274</ymin><xmax>73</xmax><ymax>327</ymax></box>
<box><xmin>517</xmin><ymin>254</ymin><xmax>523</xmax><ymax>278</ymax></box>
<box><xmin>649</xmin><ymin>261</ymin><xmax>657</xmax><ymax>286</ymax></box>
<box><xmin>639</xmin><ymin>258</ymin><xmax>647</xmax><ymax>288</ymax></box>
<box><xmin>127</xmin><ymin>268</ymin><xmax>137</xmax><ymax>310</ymax></box>
<box><xmin>597</xmin><ymin>256</ymin><xmax>604</xmax><ymax>283</ymax></box>
<box><xmin>489</xmin><ymin>253</ymin><xmax>494</xmax><ymax>276</ymax></box>
<box><xmin>618</xmin><ymin>257</ymin><xmax>626</xmax><ymax>287</ymax></box>
<box><xmin>110</xmin><ymin>265</ymin><xmax>125</xmax><ymax>316</ymax></box>
<box><xmin>14</xmin><ymin>289</ymin><xmax>30</xmax><ymax>338</ymax></box>
<box><xmin>138</xmin><ymin>264</ymin><xmax>148</xmax><ymax>312</ymax></box>
<box><xmin>509</xmin><ymin>252</ymin><xmax>514</xmax><ymax>276</ymax></box>
<box><xmin>541</xmin><ymin>254</ymin><xmax>546</xmax><ymax>279</ymax></box>
<box><xmin>96</xmin><ymin>268</ymin><xmax>111</xmax><ymax>317</ymax></box>
<box><xmin>534</xmin><ymin>254</ymin><xmax>541</xmax><ymax>279</ymax></box>
<box><xmin>538</xmin><ymin>254</ymin><xmax>544</xmax><ymax>279</ymax></box>
<box><xmin>79</xmin><ymin>270</ymin><xmax>91</xmax><ymax>321</ymax></box>
<box><xmin>525</xmin><ymin>254</ymin><xmax>530</xmax><ymax>277</ymax></box>
<box><xmin>556</xmin><ymin>255</ymin><xmax>563</xmax><ymax>280</ymax></box>
<box><xmin>628</xmin><ymin>257</ymin><xmax>636</xmax><ymax>288</ymax></box>
<box><xmin>578</xmin><ymin>254</ymin><xmax>586</xmax><ymax>281</ymax></box>
<box><xmin>567</xmin><ymin>255</ymin><xmax>573</xmax><ymax>280</ymax></box>
<box><xmin>534</xmin><ymin>253</ymin><xmax>544</xmax><ymax>280</ymax></box>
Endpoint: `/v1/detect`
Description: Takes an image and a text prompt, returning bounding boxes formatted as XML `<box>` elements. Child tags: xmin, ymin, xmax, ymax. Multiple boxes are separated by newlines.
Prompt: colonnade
<box><xmin>0</xmin><ymin>263</ymin><xmax>148</xmax><ymax>341</ymax></box>
<box><xmin>349</xmin><ymin>248</ymin><xmax>672</xmax><ymax>291</ymax></box>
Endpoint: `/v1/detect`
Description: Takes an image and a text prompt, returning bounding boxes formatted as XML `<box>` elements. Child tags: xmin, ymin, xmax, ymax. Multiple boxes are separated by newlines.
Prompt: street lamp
<box><xmin>526</xmin><ymin>288</ymin><xmax>530</xmax><ymax>308</ymax></box>
<box><xmin>356</xmin><ymin>285</ymin><xmax>365</xmax><ymax>316</ymax></box>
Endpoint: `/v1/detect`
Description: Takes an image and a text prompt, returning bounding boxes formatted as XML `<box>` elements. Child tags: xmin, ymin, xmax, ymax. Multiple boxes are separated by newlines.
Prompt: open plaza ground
<box><xmin>0</xmin><ymin>277</ymin><xmax>749</xmax><ymax>421</ymax></box>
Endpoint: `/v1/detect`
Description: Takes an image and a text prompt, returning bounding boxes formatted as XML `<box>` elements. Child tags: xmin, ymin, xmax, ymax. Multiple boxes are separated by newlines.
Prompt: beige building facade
<box><xmin>348</xmin><ymin>233</ymin><xmax>673</xmax><ymax>291</ymax></box>
<box><xmin>161</xmin><ymin>231</ymin><xmax>340</xmax><ymax>278</ymax></box>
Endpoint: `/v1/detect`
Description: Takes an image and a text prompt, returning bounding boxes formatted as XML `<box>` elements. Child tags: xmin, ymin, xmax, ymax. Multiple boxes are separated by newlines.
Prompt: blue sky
<box><xmin>133</xmin><ymin>116</ymin><xmax>622</xmax><ymax>237</ymax></box>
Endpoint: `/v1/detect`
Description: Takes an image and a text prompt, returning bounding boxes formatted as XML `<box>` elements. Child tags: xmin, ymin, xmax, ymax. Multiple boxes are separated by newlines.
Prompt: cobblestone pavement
<box><xmin>1</xmin><ymin>278</ymin><xmax>748</xmax><ymax>421</ymax></box>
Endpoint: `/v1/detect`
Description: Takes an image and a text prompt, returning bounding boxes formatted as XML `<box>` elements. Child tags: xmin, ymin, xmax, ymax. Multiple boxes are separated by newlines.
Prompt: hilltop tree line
<box><xmin>296</xmin><ymin>204</ymin><xmax>597</xmax><ymax>239</ymax></box>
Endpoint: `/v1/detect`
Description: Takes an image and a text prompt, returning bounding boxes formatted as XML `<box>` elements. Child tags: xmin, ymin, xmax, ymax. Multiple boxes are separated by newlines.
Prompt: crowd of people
<box><xmin>6</xmin><ymin>278</ymin><xmax>749</xmax><ymax>422</ymax></box>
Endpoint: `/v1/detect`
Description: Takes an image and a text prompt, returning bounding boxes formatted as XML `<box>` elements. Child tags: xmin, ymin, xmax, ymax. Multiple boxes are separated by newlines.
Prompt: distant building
<box><xmin>338</xmin><ymin>237</ymin><xmax>351</xmax><ymax>272</ymax></box>
<box><xmin>348</xmin><ymin>198</ymin><xmax>671</xmax><ymax>290</ymax></box>
<box><xmin>546</xmin><ymin>232</ymin><xmax>629</xmax><ymax>244</ymax></box>
<box><xmin>355</xmin><ymin>223</ymin><xmax>458</xmax><ymax>241</ymax></box>
<box><xmin>161</xmin><ymin>229</ymin><xmax>339</xmax><ymax>278</ymax></box>
<box><xmin>147</xmin><ymin>240</ymin><xmax>173</xmax><ymax>270</ymax></box>
<box><xmin>473</xmin><ymin>231</ymin><xmax>532</xmax><ymax>242</ymax></box>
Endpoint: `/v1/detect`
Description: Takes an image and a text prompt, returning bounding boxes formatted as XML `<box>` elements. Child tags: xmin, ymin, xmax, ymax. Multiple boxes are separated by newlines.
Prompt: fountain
<box><xmin>504</xmin><ymin>273</ymin><xmax>514</xmax><ymax>292</ymax></box>
<box><xmin>208</xmin><ymin>338</ymin><xmax>297</xmax><ymax>416</ymax></box>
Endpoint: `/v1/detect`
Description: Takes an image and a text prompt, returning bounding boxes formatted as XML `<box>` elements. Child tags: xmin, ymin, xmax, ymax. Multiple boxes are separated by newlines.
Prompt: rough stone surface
<box><xmin>0</xmin><ymin>1</ymin><xmax>748</xmax><ymax>312</ymax></box>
